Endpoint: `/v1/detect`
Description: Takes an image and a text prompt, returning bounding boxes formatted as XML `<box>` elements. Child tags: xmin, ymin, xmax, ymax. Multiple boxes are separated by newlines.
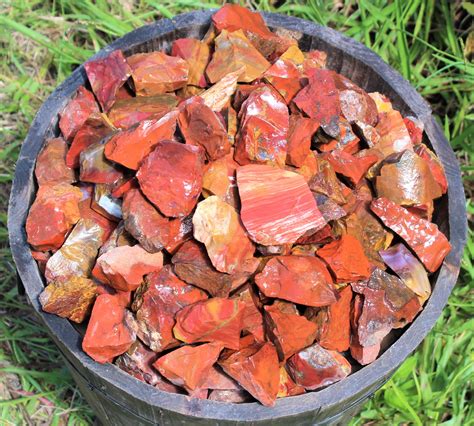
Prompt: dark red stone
<box><xmin>137</xmin><ymin>140</ymin><xmax>205</xmax><ymax>218</ymax></box>
<box><xmin>59</xmin><ymin>86</ymin><xmax>100</xmax><ymax>140</ymax></box>
<box><xmin>84</xmin><ymin>50</ymin><xmax>132</xmax><ymax>111</ymax></box>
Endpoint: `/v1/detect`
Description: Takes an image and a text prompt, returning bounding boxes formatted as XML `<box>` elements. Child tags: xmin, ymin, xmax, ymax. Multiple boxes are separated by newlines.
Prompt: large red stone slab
<box><xmin>171</xmin><ymin>38</ymin><xmax>210</xmax><ymax>88</ymax></box>
<box><xmin>137</xmin><ymin>140</ymin><xmax>205</xmax><ymax>218</ymax></box>
<box><xmin>178</xmin><ymin>97</ymin><xmax>230</xmax><ymax>160</ymax></box>
<box><xmin>255</xmin><ymin>256</ymin><xmax>337</xmax><ymax>307</ymax></box>
<box><xmin>206</xmin><ymin>29</ymin><xmax>270</xmax><ymax>83</ymax></box>
<box><xmin>26</xmin><ymin>184</ymin><xmax>82</xmax><ymax>251</ymax></box>
<box><xmin>127</xmin><ymin>51</ymin><xmax>188</xmax><ymax>96</ymax></box>
<box><xmin>193</xmin><ymin>196</ymin><xmax>257</xmax><ymax>274</ymax></box>
<box><xmin>286</xmin><ymin>343</ymin><xmax>351</xmax><ymax>390</ymax></box>
<box><xmin>153</xmin><ymin>343</ymin><xmax>222</xmax><ymax>391</ymax></box>
<box><xmin>82</xmin><ymin>294</ymin><xmax>136</xmax><ymax>363</ymax></box>
<box><xmin>105</xmin><ymin>110</ymin><xmax>178</xmax><ymax>170</ymax></box>
<box><xmin>317</xmin><ymin>235</ymin><xmax>372</xmax><ymax>283</ymax></box>
<box><xmin>172</xmin><ymin>240</ymin><xmax>257</xmax><ymax>297</ymax></box>
<box><xmin>174</xmin><ymin>298</ymin><xmax>245</xmax><ymax>350</ymax></box>
<box><xmin>40</xmin><ymin>276</ymin><xmax>97</xmax><ymax>323</ymax></box>
<box><xmin>95</xmin><ymin>245</ymin><xmax>163</xmax><ymax>292</ymax></box>
<box><xmin>219</xmin><ymin>342</ymin><xmax>280</xmax><ymax>406</ymax></box>
<box><xmin>370</xmin><ymin>197</ymin><xmax>451</xmax><ymax>272</ymax></box>
<box><xmin>84</xmin><ymin>50</ymin><xmax>132</xmax><ymax>111</ymax></box>
<box><xmin>59</xmin><ymin>86</ymin><xmax>100</xmax><ymax>140</ymax></box>
<box><xmin>134</xmin><ymin>266</ymin><xmax>208</xmax><ymax>352</ymax></box>
<box><xmin>35</xmin><ymin>138</ymin><xmax>75</xmax><ymax>186</ymax></box>
<box><xmin>237</xmin><ymin>164</ymin><xmax>326</xmax><ymax>245</ymax></box>
<box><xmin>122</xmin><ymin>188</ymin><xmax>191</xmax><ymax>254</ymax></box>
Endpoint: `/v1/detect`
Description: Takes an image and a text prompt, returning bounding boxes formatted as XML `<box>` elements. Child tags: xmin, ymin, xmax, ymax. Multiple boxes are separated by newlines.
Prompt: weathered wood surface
<box><xmin>7</xmin><ymin>10</ymin><xmax>467</xmax><ymax>426</ymax></box>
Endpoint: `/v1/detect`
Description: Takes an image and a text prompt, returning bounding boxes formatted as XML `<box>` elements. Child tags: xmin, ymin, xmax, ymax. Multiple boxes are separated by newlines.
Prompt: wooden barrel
<box><xmin>7</xmin><ymin>10</ymin><xmax>467</xmax><ymax>425</ymax></box>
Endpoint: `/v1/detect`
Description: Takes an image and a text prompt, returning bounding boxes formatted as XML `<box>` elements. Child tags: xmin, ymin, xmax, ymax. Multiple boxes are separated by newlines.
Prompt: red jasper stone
<box><xmin>79</xmin><ymin>141</ymin><xmax>124</xmax><ymax>185</ymax></box>
<box><xmin>286</xmin><ymin>343</ymin><xmax>351</xmax><ymax>390</ymax></box>
<box><xmin>277</xmin><ymin>367</ymin><xmax>305</xmax><ymax>397</ymax></box>
<box><xmin>127</xmin><ymin>51</ymin><xmax>188</xmax><ymax>96</ymax></box>
<box><xmin>174</xmin><ymin>298</ymin><xmax>245</xmax><ymax>350</ymax></box>
<box><xmin>375</xmin><ymin>110</ymin><xmax>412</xmax><ymax>156</ymax></box>
<box><xmin>40</xmin><ymin>276</ymin><xmax>97</xmax><ymax>323</ymax></box>
<box><xmin>255</xmin><ymin>256</ymin><xmax>337</xmax><ymax>307</ymax></box>
<box><xmin>178</xmin><ymin>97</ymin><xmax>230</xmax><ymax>160</ymax></box>
<box><xmin>134</xmin><ymin>266</ymin><xmax>207</xmax><ymax>352</ymax></box>
<box><xmin>105</xmin><ymin>110</ymin><xmax>178</xmax><ymax>170</ymax></box>
<box><xmin>107</xmin><ymin>94</ymin><xmax>178</xmax><ymax>129</ymax></box>
<box><xmin>59</xmin><ymin>86</ymin><xmax>100</xmax><ymax>140</ymax></box>
<box><xmin>206</xmin><ymin>30</ymin><xmax>270</xmax><ymax>83</ymax></box>
<box><xmin>198</xmin><ymin>365</ymin><xmax>240</xmax><ymax>391</ymax></box>
<box><xmin>153</xmin><ymin>343</ymin><xmax>222</xmax><ymax>391</ymax></box>
<box><xmin>66</xmin><ymin>122</ymin><xmax>113</xmax><ymax>169</ymax></box>
<box><xmin>219</xmin><ymin>341</ymin><xmax>280</xmax><ymax>406</ymax></box>
<box><xmin>172</xmin><ymin>240</ymin><xmax>256</xmax><ymax>297</ymax></box>
<box><xmin>137</xmin><ymin>140</ymin><xmax>205</xmax><ymax>218</ymax></box>
<box><xmin>45</xmin><ymin>218</ymin><xmax>109</xmax><ymax>283</ymax></box>
<box><xmin>95</xmin><ymin>245</ymin><xmax>163</xmax><ymax>292</ymax></box>
<box><xmin>234</xmin><ymin>85</ymin><xmax>289</xmax><ymax>167</ymax></box>
<box><xmin>324</xmin><ymin>149</ymin><xmax>379</xmax><ymax>186</ymax></box>
<box><xmin>293</xmin><ymin>69</ymin><xmax>341</xmax><ymax>138</ymax></box>
<box><xmin>237</xmin><ymin>164</ymin><xmax>326</xmax><ymax>245</ymax></box>
<box><xmin>193</xmin><ymin>196</ymin><xmax>257</xmax><ymax>274</ymax></box>
<box><xmin>171</xmin><ymin>38</ymin><xmax>210</xmax><ymax>88</ymax></box>
<box><xmin>263</xmin><ymin>58</ymin><xmax>301</xmax><ymax>103</ymax></box>
<box><xmin>414</xmin><ymin>143</ymin><xmax>448</xmax><ymax>194</ymax></box>
<box><xmin>314</xmin><ymin>285</ymin><xmax>352</xmax><ymax>352</ymax></box>
<box><xmin>317</xmin><ymin>235</ymin><xmax>372</xmax><ymax>283</ymax></box>
<box><xmin>370</xmin><ymin>197</ymin><xmax>451</xmax><ymax>272</ymax></box>
<box><xmin>26</xmin><ymin>184</ymin><xmax>82</xmax><ymax>251</ymax></box>
<box><xmin>84</xmin><ymin>50</ymin><xmax>132</xmax><ymax>111</ymax></box>
<box><xmin>122</xmin><ymin>188</ymin><xmax>191</xmax><ymax>254</ymax></box>
<box><xmin>82</xmin><ymin>294</ymin><xmax>136</xmax><ymax>363</ymax></box>
<box><xmin>339</xmin><ymin>88</ymin><xmax>378</xmax><ymax>126</ymax></box>
<box><xmin>264</xmin><ymin>303</ymin><xmax>318</xmax><ymax>361</ymax></box>
<box><xmin>35</xmin><ymin>138</ymin><xmax>75</xmax><ymax>185</ymax></box>
<box><xmin>286</xmin><ymin>115</ymin><xmax>319</xmax><ymax>167</ymax></box>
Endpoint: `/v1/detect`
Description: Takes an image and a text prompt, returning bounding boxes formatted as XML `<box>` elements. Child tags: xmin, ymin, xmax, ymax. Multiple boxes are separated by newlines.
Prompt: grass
<box><xmin>0</xmin><ymin>0</ymin><xmax>472</xmax><ymax>424</ymax></box>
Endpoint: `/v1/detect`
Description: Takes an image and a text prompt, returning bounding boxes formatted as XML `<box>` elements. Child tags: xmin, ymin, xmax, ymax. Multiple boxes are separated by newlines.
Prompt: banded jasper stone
<box><xmin>237</xmin><ymin>164</ymin><xmax>326</xmax><ymax>245</ymax></box>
